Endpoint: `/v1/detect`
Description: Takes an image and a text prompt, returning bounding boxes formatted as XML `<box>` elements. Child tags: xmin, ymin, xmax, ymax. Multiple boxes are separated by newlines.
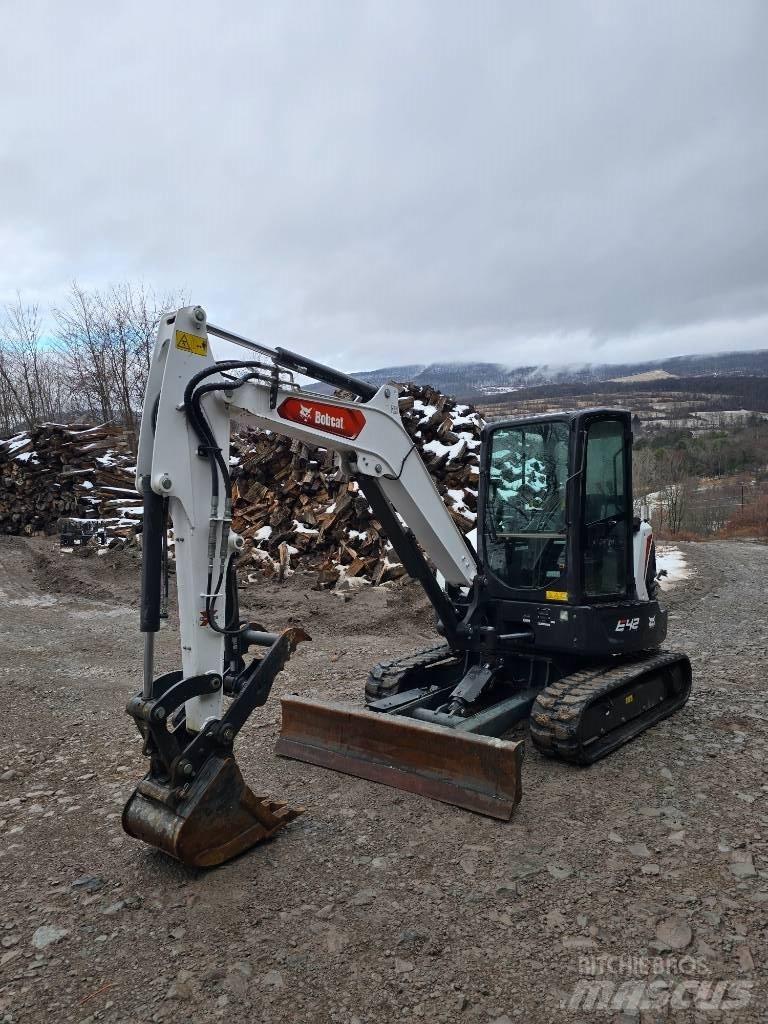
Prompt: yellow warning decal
<box><xmin>545</xmin><ymin>590</ymin><xmax>568</xmax><ymax>602</ymax></box>
<box><xmin>625</xmin><ymin>694</ymin><xmax>635</xmax><ymax>704</ymax></box>
<box><xmin>175</xmin><ymin>330</ymin><xmax>208</xmax><ymax>357</ymax></box>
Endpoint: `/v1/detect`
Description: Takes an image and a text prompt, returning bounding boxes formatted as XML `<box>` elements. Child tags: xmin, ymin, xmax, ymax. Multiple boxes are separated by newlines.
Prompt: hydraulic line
<box><xmin>183</xmin><ymin>362</ymin><xmax>292</xmax><ymax>636</ymax></box>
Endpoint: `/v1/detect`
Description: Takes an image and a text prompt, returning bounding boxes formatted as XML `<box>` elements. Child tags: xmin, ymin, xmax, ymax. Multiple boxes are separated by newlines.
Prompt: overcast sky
<box><xmin>2</xmin><ymin>2</ymin><xmax>767</xmax><ymax>370</ymax></box>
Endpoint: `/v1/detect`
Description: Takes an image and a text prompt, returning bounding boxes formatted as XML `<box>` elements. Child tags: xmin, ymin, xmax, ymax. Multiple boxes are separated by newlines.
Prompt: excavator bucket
<box><xmin>122</xmin><ymin>754</ymin><xmax>301</xmax><ymax>868</ymax></box>
<box><xmin>276</xmin><ymin>695</ymin><xmax>524</xmax><ymax>820</ymax></box>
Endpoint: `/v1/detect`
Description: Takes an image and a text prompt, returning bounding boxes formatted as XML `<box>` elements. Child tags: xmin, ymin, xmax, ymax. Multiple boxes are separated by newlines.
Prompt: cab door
<box><xmin>578</xmin><ymin>413</ymin><xmax>633</xmax><ymax>601</ymax></box>
<box><xmin>480</xmin><ymin>417</ymin><xmax>572</xmax><ymax>599</ymax></box>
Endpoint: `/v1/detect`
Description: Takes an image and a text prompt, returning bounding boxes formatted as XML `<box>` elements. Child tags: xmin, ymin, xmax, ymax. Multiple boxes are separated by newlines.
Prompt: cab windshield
<box><xmin>484</xmin><ymin>420</ymin><xmax>570</xmax><ymax>591</ymax></box>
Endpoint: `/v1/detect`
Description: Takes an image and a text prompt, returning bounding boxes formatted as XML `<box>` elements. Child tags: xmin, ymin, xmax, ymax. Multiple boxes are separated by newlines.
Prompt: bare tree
<box><xmin>0</xmin><ymin>295</ymin><xmax>67</xmax><ymax>431</ymax></box>
<box><xmin>53</xmin><ymin>283</ymin><xmax>115</xmax><ymax>424</ymax></box>
<box><xmin>632</xmin><ymin>447</ymin><xmax>657</xmax><ymax>505</ymax></box>
<box><xmin>53</xmin><ymin>282</ymin><xmax>184</xmax><ymax>451</ymax></box>
<box><xmin>654</xmin><ymin>449</ymin><xmax>691</xmax><ymax>534</ymax></box>
<box><xmin>0</xmin><ymin>342</ymin><xmax>20</xmax><ymax>435</ymax></box>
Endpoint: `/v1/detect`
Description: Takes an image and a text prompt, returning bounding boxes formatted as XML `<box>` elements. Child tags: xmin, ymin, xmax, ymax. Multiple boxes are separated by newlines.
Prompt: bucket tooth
<box><xmin>122</xmin><ymin>754</ymin><xmax>302</xmax><ymax>868</ymax></box>
<box><xmin>276</xmin><ymin>695</ymin><xmax>523</xmax><ymax>820</ymax></box>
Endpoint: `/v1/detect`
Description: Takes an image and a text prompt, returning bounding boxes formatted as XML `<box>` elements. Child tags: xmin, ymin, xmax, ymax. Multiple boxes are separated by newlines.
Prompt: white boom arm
<box><xmin>136</xmin><ymin>306</ymin><xmax>476</xmax><ymax>731</ymax></box>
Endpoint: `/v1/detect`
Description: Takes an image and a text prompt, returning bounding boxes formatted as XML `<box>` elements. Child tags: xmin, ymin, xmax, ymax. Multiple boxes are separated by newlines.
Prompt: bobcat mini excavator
<box><xmin>122</xmin><ymin>306</ymin><xmax>691</xmax><ymax>866</ymax></box>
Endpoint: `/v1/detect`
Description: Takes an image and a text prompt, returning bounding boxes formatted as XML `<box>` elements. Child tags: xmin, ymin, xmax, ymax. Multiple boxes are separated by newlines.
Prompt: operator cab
<box><xmin>480</xmin><ymin>410</ymin><xmax>634</xmax><ymax>606</ymax></box>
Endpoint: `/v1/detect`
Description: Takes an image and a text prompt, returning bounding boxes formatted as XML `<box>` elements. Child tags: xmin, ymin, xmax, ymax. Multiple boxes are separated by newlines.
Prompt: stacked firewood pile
<box><xmin>0</xmin><ymin>424</ymin><xmax>139</xmax><ymax>537</ymax></box>
<box><xmin>0</xmin><ymin>384</ymin><xmax>484</xmax><ymax>587</ymax></box>
<box><xmin>231</xmin><ymin>385</ymin><xmax>483</xmax><ymax>586</ymax></box>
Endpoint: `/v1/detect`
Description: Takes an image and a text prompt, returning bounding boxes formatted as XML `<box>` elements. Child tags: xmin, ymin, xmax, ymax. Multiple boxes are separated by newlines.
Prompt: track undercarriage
<box><xmin>365</xmin><ymin>641</ymin><xmax>692</xmax><ymax>763</ymax></box>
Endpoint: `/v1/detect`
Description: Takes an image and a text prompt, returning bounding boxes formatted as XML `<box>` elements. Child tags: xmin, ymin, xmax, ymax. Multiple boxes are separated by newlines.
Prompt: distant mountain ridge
<box><xmin>346</xmin><ymin>349</ymin><xmax>768</xmax><ymax>398</ymax></box>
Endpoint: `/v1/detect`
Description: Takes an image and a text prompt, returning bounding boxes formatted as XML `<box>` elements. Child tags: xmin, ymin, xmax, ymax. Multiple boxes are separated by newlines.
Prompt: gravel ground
<box><xmin>0</xmin><ymin>537</ymin><xmax>766</xmax><ymax>1023</ymax></box>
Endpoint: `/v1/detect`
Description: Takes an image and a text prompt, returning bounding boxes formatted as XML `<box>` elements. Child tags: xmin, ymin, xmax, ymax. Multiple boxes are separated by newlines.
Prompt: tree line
<box><xmin>0</xmin><ymin>282</ymin><xmax>183</xmax><ymax>450</ymax></box>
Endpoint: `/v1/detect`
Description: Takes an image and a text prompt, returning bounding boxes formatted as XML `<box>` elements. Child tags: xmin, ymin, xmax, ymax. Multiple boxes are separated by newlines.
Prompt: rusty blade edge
<box><xmin>276</xmin><ymin>696</ymin><xmax>523</xmax><ymax>821</ymax></box>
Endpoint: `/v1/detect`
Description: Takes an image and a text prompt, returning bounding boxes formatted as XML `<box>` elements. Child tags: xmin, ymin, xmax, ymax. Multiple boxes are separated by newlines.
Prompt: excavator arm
<box><xmin>123</xmin><ymin>306</ymin><xmax>490</xmax><ymax>866</ymax></box>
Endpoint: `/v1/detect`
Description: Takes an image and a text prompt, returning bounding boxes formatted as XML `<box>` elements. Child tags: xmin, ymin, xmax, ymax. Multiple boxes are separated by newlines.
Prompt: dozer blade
<box><xmin>276</xmin><ymin>695</ymin><xmax>524</xmax><ymax>820</ymax></box>
<box><xmin>122</xmin><ymin>754</ymin><xmax>301</xmax><ymax>868</ymax></box>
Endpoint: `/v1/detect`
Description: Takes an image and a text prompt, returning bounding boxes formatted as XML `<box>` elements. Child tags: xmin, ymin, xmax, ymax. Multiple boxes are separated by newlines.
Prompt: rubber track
<box><xmin>529</xmin><ymin>649</ymin><xmax>691</xmax><ymax>765</ymax></box>
<box><xmin>365</xmin><ymin>642</ymin><xmax>458</xmax><ymax>703</ymax></box>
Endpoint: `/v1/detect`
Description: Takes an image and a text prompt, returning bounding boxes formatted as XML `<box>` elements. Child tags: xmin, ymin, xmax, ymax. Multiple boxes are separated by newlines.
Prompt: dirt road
<box><xmin>0</xmin><ymin>538</ymin><xmax>766</xmax><ymax>1023</ymax></box>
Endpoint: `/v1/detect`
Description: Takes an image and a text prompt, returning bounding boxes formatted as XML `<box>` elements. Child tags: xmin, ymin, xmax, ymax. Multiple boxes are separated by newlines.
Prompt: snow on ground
<box><xmin>656</xmin><ymin>544</ymin><xmax>691</xmax><ymax>588</ymax></box>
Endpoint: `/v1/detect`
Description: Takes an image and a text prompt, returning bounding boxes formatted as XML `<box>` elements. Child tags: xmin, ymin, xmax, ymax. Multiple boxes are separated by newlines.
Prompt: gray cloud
<box><xmin>1</xmin><ymin>1</ymin><xmax>767</xmax><ymax>369</ymax></box>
